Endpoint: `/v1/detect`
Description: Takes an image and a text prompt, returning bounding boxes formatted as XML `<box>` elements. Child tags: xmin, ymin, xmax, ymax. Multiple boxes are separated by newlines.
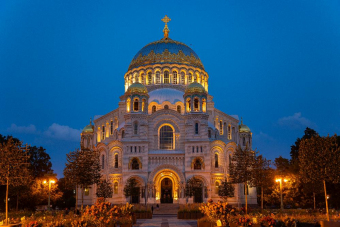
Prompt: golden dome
<box><xmin>239</xmin><ymin>118</ymin><xmax>251</xmax><ymax>133</ymax></box>
<box><xmin>185</xmin><ymin>82</ymin><xmax>206</xmax><ymax>94</ymax></box>
<box><xmin>126</xmin><ymin>83</ymin><xmax>148</xmax><ymax>94</ymax></box>
<box><xmin>82</xmin><ymin>120</ymin><xmax>94</xmax><ymax>133</ymax></box>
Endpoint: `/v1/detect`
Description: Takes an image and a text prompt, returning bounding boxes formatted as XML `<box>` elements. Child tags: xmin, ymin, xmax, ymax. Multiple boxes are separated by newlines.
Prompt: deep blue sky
<box><xmin>1</xmin><ymin>1</ymin><xmax>339</xmax><ymax>177</ymax></box>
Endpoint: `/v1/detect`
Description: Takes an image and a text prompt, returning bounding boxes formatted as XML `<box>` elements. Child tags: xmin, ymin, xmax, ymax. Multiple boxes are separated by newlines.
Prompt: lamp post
<box><xmin>275</xmin><ymin>177</ymin><xmax>288</xmax><ymax>210</ymax></box>
<box><xmin>43</xmin><ymin>179</ymin><xmax>55</xmax><ymax>211</ymax></box>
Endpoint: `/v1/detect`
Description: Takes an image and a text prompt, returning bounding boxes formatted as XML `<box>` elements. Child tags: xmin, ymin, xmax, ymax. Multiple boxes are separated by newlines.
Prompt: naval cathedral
<box><xmin>79</xmin><ymin>16</ymin><xmax>256</xmax><ymax>206</ymax></box>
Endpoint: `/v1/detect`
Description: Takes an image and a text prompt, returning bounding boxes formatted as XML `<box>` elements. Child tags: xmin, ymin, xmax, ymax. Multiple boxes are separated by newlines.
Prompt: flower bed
<box><xmin>17</xmin><ymin>202</ymin><xmax>134</xmax><ymax>227</ymax></box>
<box><xmin>178</xmin><ymin>204</ymin><xmax>204</xmax><ymax>220</ymax></box>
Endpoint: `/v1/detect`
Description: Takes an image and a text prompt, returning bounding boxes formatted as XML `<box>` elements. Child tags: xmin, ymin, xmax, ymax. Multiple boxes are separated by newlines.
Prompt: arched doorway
<box><xmin>161</xmin><ymin>178</ymin><xmax>173</xmax><ymax>203</ymax></box>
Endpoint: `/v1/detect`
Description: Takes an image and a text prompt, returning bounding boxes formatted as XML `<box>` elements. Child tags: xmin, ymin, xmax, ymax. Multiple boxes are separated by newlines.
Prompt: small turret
<box><xmin>81</xmin><ymin>119</ymin><xmax>94</xmax><ymax>149</ymax></box>
<box><xmin>239</xmin><ymin>117</ymin><xmax>252</xmax><ymax>148</ymax></box>
<box><xmin>183</xmin><ymin>82</ymin><xmax>207</xmax><ymax>114</ymax></box>
<box><xmin>125</xmin><ymin>83</ymin><xmax>149</xmax><ymax>114</ymax></box>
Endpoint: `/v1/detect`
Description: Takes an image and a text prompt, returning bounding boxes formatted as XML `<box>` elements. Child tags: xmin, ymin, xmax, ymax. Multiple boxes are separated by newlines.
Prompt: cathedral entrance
<box><xmin>161</xmin><ymin>178</ymin><xmax>173</xmax><ymax>203</ymax></box>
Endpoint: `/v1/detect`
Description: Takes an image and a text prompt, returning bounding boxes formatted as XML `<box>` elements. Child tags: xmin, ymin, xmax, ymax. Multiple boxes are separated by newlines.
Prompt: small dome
<box><xmin>82</xmin><ymin>121</ymin><xmax>94</xmax><ymax>133</ymax></box>
<box><xmin>239</xmin><ymin>119</ymin><xmax>251</xmax><ymax>133</ymax></box>
<box><xmin>127</xmin><ymin>83</ymin><xmax>148</xmax><ymax>94</ymax></box>
<box><xmin>185</xmin><ymin>82</ymin><xmax>206</xmax><ymax>94</ymax></box>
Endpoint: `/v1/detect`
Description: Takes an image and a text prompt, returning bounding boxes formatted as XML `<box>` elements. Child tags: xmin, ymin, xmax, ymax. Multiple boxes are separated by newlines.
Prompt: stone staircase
<box><xmin>152</xmin><ymin>204</ymin><xmax>179</xmax><ymax>215</ymax></box>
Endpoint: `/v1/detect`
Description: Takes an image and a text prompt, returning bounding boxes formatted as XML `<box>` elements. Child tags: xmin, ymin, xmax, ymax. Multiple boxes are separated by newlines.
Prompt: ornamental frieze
<box><xmin>128</xmin><ymin>50</ymin><xmax>205</xmax><ymax>71</ymax></box>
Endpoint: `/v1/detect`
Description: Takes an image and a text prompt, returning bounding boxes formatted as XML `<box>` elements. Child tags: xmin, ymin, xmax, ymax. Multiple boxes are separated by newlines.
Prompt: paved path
<box><xmin>135</xmin><ymin>215</ymin><xmax>197</xmax><ymax>227</ymax></box>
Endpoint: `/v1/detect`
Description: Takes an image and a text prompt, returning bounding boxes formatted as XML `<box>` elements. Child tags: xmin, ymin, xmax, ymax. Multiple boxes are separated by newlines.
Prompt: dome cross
<box><xmin>161</xmin><ymin>15</ymin><xmax>171</xmax><ymax>39</ymax></box>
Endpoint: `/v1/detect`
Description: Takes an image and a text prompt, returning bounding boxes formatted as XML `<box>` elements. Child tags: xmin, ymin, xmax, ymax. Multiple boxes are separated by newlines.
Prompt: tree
<box><xmin>96</xmin><ymin>179</ymin><xmax>113</xmax><ymax>201</ymax></box>
<box><xmin>64</xmin><ymin>149</ymin><xmax>101</xmax><ymax>212</ymax></box>
<box><xmin>0</xmin><ymin>138</ymin><xmax>30</xmax><ymax>225</ymax></box>
<box><xmin>290</xmin><ymin>127</ymin><xmax>318</xmax><ymax>174</ymax></box>
<box><xmin>299</xmin><ymin>135</ymin><xmax>340</xmax><ymax>221</ymax></box>
<box><xmin>228</xmin><ymin>144</ymin><xmax>256</xmax><ymax>214</ymax></box>
<box><xmin>218</xmin><ymin>177</ymin><xmax>234</xmax><ymax>202</ymax></box>
<box><xmin>28</xmin><ymin>146</ymin><xmax>52</xmax><ymax>178</ymax></box>
<box><xmin>55</xmin><ymin>177</ymin><xmax>76</xmax><ymax>209</ymax></box>
<box><xmin>123</xmin><ymin>178</ymin><xmax>139</xmax><ymax>203</ymax></box>
<box><xmin>184</xmin><ymin>177</ymin><xmax>203</xmax><ymax>203</ymax></box>
<box><xmin>252</xmin><ymin>155</ymin><xmax>272</xmax><ymax>209</ymax></box>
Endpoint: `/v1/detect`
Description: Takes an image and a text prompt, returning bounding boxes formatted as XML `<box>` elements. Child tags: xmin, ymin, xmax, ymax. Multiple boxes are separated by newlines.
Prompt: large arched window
<box><xmin>156</xmin><ymin>72</ymin><xmax>160</xmax><ymax>84</ymax></box>
<box><xmin>147</xmin><ymin>72</ymin><xmax>152</xmax><ymax>84</ymax></box>
<box><xmin>159</xmin><ymin>125</ymin><xmax>174</xmax><ymax>150</ymax></box>
<box><xmin>188</xmin><ymin>73</ymin><xmax>193</xmax><ymax>83</ymax></box>
<box><xmin>152</xmin><ymin>105</ymin><xmax>156</xmax><ymax>113</ymax></box>
<box><xmin>133</xmin><ymin>98</ymin><xmax>139</xmax><ymax>111</ymax></box>
<box><xmin>164</xmin><ymin>105</ymin><xmax>169</xmax><ymax>110</ymax></box>
<box><xmin>131</xmin><ymin>158</ymin><xmax>140</xmax><ymax>170</ymax></box>
<box><xmin>164</xmin><ymin>71</ymin><xmax>170</xmax><ymax>84</ymax></box>
<box><xmin>215</xmin><ymin>153</ymin><xmax>219</xmax><ymax>168</ymax></box>
<box><xmin>114</xmin><ymin>182</ymin><xmax>118</xmax><ymax>194</ymax></box>
<box><xmin>173</xmin><ymin>71</ymin><xmax>177</xmax><ymax>84</ymax></box>
<box><xmin>114</xmin><ymin>154</ymin><xmax>118</xmax><ymax>168</ymax></box>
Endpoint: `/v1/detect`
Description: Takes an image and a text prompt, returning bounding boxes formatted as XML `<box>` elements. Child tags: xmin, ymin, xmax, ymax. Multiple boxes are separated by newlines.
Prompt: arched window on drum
<box><xmin>147</xmin><ymin>72</ymin><xmax>152</xmax><ymax>85</ymax></box>
<box><xmin>173</xmin><ymin>71</ymin><xmax>177</xmax><ymax>84</ymax></box>
<box><xmin>156</xmin><ymin>72</ymin><xmax>160</xmax><ymax>84</ymax></box>
<box><xmin>164</xmin><ymin>71</ymin><xmax>170</xmax><ymax>84</ymax></box>
<box><xmin>159</xmin><ymin>125</ymin><xmax>174</xmax><ymax>150</ymax></box>
<box><xmin>181</xmin><ymin>72</ymin><xmax>185</xmax><ymax>84</ymax></box>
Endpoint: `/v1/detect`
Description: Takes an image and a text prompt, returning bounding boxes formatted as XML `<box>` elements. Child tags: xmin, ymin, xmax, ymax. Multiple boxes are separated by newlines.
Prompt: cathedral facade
<box><xmin>79</xmin><ymin>17</ymin><xmax>256</xmax><ymax>206</ymax></box>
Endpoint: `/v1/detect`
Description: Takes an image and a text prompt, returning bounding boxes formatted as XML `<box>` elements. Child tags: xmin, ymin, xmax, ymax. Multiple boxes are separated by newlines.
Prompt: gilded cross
<box><xmin>161</xmin><ymin>15</ymin><xmax>171</xmax><ymax>39</ymax></box>
<box><xmin>162</xmin><ymin>15</ymin><xmax>171</xmax><ymax>25</ymax></box>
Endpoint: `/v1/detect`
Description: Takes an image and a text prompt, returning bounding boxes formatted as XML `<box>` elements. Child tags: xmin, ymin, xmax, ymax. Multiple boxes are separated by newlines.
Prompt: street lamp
<box><xmin>43</xmin><ymin>179</ymin><xmax>56</xmax><ymax>211</ymax></box>
<box><xmin>275</xmin><ymin>177</ymin><xmax>288</xmax><ymax>210</ymax></box>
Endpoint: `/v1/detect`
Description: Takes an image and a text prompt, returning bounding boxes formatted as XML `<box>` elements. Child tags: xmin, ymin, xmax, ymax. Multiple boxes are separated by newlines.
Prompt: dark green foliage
<box><xmin>228</xmin><ymin>144</ymin><xmax>256</xmax><ymax>213</ymax></box>
<box><xmin>28</xmin><ymin>146</ymin><xmax>52</xmax><ymax>178</ymax></box>
<box><xmin>123</xmin><ymin>178</ymin><xmax>140</xmax><ymax>202</ymax></box>
<box><xmin>185</xmin><ymin>177</ymin><xmax>203</xmax><ymax>198</ymax></box>
<box><xmin>64</xmin><ymin>148</ymin><xmax>101</xmax><ymax>211</ymax></box>
<box><xmin>218</xmin><ymin>177</ymin><xmax>234</xmax><ymax>201</ymax></box>
<box><xmin>96</xmin><ymin>179</ymin><xmax>113</xmax><ymax>201</ymax></box>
